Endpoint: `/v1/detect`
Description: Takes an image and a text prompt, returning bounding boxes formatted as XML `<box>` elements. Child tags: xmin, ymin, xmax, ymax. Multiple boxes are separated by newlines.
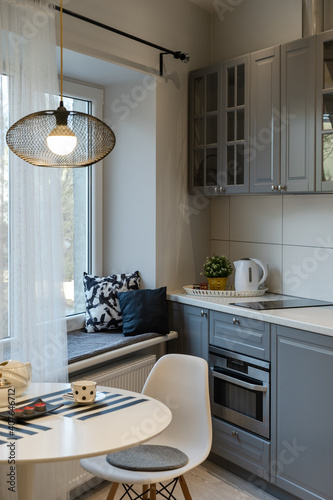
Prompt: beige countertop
<box><xmin>167</xmin><ymin>290</ymin><xmax>333</xmax><ymax>337</ymax></box>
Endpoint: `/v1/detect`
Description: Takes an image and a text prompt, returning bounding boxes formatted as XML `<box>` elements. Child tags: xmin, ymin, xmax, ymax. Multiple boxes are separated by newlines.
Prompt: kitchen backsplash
<box><xmin>211</xmin><ymin>194</ymin><xmax>333</xmax><ymax>302</ymax></box>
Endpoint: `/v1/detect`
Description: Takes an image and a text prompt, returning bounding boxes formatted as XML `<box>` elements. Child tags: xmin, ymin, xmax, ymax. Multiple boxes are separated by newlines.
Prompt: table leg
<box><xmin>17</xmin><ymin>463</ymin><xmax>36</xmax><ymax>500</ymax></box>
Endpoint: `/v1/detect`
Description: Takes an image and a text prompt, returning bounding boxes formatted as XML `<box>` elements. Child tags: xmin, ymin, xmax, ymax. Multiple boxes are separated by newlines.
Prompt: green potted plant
<box><xmin>201</xmin><ymin>254</ymin><xmax>233</xmax><ymax>290</ymax></box>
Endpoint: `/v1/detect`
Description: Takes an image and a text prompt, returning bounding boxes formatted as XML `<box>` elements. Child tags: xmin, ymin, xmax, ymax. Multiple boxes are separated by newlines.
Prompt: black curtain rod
<box><xmin>54</xmin><ymin>5</ymin><xmax>190</xmax><ymax>76</ymax></box>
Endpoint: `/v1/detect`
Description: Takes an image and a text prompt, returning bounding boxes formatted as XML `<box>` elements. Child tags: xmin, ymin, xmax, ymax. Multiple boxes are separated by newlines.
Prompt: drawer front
<box><xmin>210</xmin><ymin>311</ymin><xmax>270</xmax><ymax>360</ymax></box>
<box><xmin>212</xmin><ymin>417</ymin><xmax>270</xmax><ymax>481</ymax></box>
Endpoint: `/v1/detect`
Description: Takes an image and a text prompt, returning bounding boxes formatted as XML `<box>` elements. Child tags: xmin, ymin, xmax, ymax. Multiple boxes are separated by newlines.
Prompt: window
<box><xmin>0</xmin><ymin>75</ymin><xmax>9</xmax><ymax>337</ymax></box>
<box><xmin>61</xmin><ymin>95</ymin><xmax>92</xmax><ymax>316</ymax></box>
<box><xmin>61</xmin><ymin>81</ymin><xmax>104</xmax><ymax>327</ymax></box>
<box><xmin>1</xmin><ymin>78</ymin><xmax>104</xmax><ymax>333</ymax></box>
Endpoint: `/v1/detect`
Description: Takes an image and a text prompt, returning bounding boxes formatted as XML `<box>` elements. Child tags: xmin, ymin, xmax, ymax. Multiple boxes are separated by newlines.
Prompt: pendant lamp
<box><xmin>6</xmin><ymin>0</ymin><xmax>115</xmax><ymax>168</ymax></box>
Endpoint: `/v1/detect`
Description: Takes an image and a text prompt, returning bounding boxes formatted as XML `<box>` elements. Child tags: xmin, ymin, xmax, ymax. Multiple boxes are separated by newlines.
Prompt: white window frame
<box><xmin>62</xmin><ymin>80</ymin><xmax>104</xmax><ymax>332</ymax></box>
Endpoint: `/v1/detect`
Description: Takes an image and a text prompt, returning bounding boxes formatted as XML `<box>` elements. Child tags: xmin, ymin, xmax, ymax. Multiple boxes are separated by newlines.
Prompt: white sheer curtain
<box><xmin>0</xmin><ymin>0</ymin><xmax>68</xmax><ymax>380</ymax></box>
<box><xmin>0</xmin><ymin>1</ymin><xmax>69</xmax><ymax>498</ymax></box>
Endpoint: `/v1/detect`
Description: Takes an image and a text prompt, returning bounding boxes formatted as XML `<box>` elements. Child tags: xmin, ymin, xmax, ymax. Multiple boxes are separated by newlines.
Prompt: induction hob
<box><xmin>231</xmin><ymin>297</ymin><xmax>333</xmax><ymax>310</ymax></box>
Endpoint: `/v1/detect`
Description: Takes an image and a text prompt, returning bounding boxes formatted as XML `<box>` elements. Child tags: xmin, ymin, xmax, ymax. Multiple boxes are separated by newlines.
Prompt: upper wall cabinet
<box><xmin>188</xmin><ymin>65</ymin><xmax>221</xmax><ymax>195</ymax></box>
<box><xmin>222</xmin><ymin>55</ymin><xmax>250</xmax><ymax>194</ymax></box>
<box><xmin>189</xmin><ymin>30</ymin><xmax>332</xmax><ymax>196</ymax></box>
<box><xmin>249</xmin><ymin>46</ymin><xmax>280</xmax><ymax>193</ymax></box>
<box><xmin>281</xmin><ymin>36</ymin><xmax>316</xmax><ymax>192</ymax></box>
<box><xmin>316</xmin><ymin>31</ymin><xmax>333</xmax><ymax>191</ymax></box>
<box><xmin>188</xmin><ymin>58</ymin><xmax>250</xmax><ymax>196</ymax></box>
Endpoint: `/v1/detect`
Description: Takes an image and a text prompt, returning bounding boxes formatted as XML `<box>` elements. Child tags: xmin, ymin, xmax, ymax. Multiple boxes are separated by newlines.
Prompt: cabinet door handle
<box><xmin>201</xmin><ymin>310</ymin><xmax>207</xmax><ymax>317</ymax></box>
<box><xmin>220</xmin><ymin>186</ymin><xmax>225</xmax><ymax>193</ymax></box>
<box><xmin>232</xmin><ymin>431</ymin><xmax>239</xmax><ymax>438</ymax></box>
<box><xmin>214</xmin><ymin>187</ymin><xmax>220</xmax><ymax>194</ymax></box>
<box><xmin>232</xmin><ymin>317</ymin><xmax>240</xmax><ymax>325</ymax></box>
<box><xmin>278</xmin><ymin>184</ymin><xmax>286</xmax><ymax>191</ymax></box>
<box><xmin>271</xmin><ymin>185</ymin><xmax>278</xmax><ymax>191</ymax></box>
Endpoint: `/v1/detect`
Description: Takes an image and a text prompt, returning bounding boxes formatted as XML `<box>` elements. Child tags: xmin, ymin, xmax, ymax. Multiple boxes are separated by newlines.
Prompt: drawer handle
<box><xmin>232</xmin><ymin>431</ymin><xmax>239</xmax><ymax>438</ymax></box>
<box><xmin>232</xmin><ymin>317</ymin><xmax>240</xmax><ymax>325</ymax></box>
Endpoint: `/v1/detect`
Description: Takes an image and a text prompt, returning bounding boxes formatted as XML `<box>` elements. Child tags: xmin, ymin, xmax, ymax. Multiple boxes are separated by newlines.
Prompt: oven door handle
<box><xmin>211</xmin><ymin>368</ymin><xmax>268</xmax><ymax>392</ymax></box>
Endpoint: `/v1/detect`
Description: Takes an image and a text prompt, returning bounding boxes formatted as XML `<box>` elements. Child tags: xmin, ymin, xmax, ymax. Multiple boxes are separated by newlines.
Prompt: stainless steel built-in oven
<box><xmin>209</xmin><ymin>346</ymin><xmax>270</xmax><ymax>439</ymax></box>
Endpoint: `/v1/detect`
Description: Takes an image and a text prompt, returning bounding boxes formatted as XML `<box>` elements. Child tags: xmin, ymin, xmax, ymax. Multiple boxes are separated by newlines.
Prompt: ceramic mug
<box><xmin>71</xmin><ymin>380</ymin><xmax>96</xmax><ymax>403</ymax></box>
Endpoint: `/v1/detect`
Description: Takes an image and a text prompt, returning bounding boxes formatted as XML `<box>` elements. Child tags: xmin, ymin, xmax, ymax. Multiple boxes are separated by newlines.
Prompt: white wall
<box><xmin>211</xmin><ymin>0</ymin><xmax>302</xmax><ymax>62</ymax></box>
<box><xmin>103</xmin><ymin>79</ymin><xmax>156</xmax><ymax>289</ymax></box>
<box><xmin>211</xmin><ymin>195</ymin><xmax>333</xmax><ymax>302</ymax></box>
<box><xmin>60</xmin><ymin>0</ymin><xmax>212</xmax><ymax>290</ymax></box>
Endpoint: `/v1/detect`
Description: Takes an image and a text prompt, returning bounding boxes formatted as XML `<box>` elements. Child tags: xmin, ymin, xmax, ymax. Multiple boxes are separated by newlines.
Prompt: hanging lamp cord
<box><xmin>60</xmin><ymin>0</ymin><xmax>63</xmax><ymax>105</ymax></box>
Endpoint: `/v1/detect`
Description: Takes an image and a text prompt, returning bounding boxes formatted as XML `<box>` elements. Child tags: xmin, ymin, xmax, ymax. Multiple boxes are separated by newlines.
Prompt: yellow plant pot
<box><xmin>207</xmin><ymin>277</ymin><xmax>228</xmax><ymax>291</ymax></box>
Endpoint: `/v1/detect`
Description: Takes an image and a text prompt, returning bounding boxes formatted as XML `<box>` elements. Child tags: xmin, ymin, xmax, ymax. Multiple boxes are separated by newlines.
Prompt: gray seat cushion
<box><xmin>106</xmin><ymin>444</ymin><xmax>189</xmax><ymax>471</ymax></box>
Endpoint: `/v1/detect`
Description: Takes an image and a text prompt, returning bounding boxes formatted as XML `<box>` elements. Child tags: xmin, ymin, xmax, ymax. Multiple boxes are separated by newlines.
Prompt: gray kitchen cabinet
<box><xmin>210</xmin><ymin>310</ymin><xmax>270</xmax><ymax>360</ymax></box>
<box><xmin>183</xmin><ymin>304</ymin><xmax>209</xmax><ymax>360</ymax></box>
<box><xmin>167</xmin><ymin>301</ymin><xmax>208</xmax><ymax>360</ymax></box>
<box><xmin>316</xmin><ymin>29</ymin><xmax>333</xmax><ymax>192</ymax></box>
<box><xmin>212</xmin><ymin>417</ymin><xmax>270</xmax><ymax>481</ymax></box>
<box><xmin>221</xmin><ymin>54</ymin><xmax>250</xmax><ymax>194</ymax></box>
<box><xmin>188</xmin><ymin>65</ymin><xmax>221</xmax><ymax>196</ymax></box>
<box><xmin>249</xmin><ymin>46</ymin><xmax>280</xmax><ymax>193</ymax></box>
<box><xmin>188</xmin><ymin>56</ymin><xmax>250</xmax><ymax>196</ymax></box>
<box><xmin>271</xmin><ymin>325</ymin><xmax>333</xmax><ymax>500</ymax></box>
<box><xmin>281</xmin><ymin>36</ymin><xmax>316</xmax><ymax>192</ymax></box>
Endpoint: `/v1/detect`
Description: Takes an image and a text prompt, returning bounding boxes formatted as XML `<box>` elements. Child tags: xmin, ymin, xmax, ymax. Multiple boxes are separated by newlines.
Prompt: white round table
<box><xmin>0</xmin><ymin>383</ymin><xmax>172</xmax><ymax>500</ymax></box>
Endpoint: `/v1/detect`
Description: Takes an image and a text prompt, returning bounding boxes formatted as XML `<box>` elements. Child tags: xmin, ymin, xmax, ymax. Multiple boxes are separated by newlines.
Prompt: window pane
<box><xmin>61</xmin><ymin>96</ymin><xmax>91</xmax><ymax>316</ymax></box>
<box><xmin>227</xmin><ymin>67</ymin><xmax>235</xmax><ymax>108</ymax></box>
<box><xmin>194</xmin><ymin>76</ymin><xmax>204</xmax><ymax>115</ymax></box>
<box><xmin>322</xmin><ymin>133</ymin><xmax>333</xmax><ymax>182</ymax></box>
<box><xmin>237</xmin><ymin>64</ymin><xmax>245</xmax><ymax>106</ymax></box>
<box><xmin>206</xmin><ymin>148</ymin><xmax>217</xmax><ymax>186</ymax></box>
<box><xmin>236</xmin><ymin>144</ymin><xmax>245</xmax><ymax>185</ymax></box>
<box><xmin>0</xmin><ymin>75</ymin><xmax>9</xmax><ymax>336</ymax></box>
<box><xmin>323</xmin><ymin>41</ymin><xmax>333</xmax><ymax>90</ymax></box>
<box><xmin>194</xmin><ymin>149</ymin><xmax>204</xmax><ymax>186</ymax></box>
<box><xmin>237</xmin><ymin>109</ymin><xmax>245</xmax><ymax>140</ymax></box>
<box><xmin>206</xmin><ymin>73</ymin><xmax>217</xmax><ymax>112</ymax></box>
<box><xmin>194</xmin><ymin>118</ymin><xmax>204</xmax><ymax>146</ymax></box>
<box><xmin>206</xmin><ymin>116</ymin><xmax>217</xmax><ymax>144</ymax></box>
<box><xmin>227</xmin><ymin>111</ymin><xmax>235</xmax><ymax>141</ymax></box>
<box><xmin>323</xmin><ymin>94</ymin><xmax>333</xmax><ymax>130</ymax></box>
<box><xmin>227</xmin><ymin>146</ymin><xmax>235</xmax><ymax>185</ymax></box>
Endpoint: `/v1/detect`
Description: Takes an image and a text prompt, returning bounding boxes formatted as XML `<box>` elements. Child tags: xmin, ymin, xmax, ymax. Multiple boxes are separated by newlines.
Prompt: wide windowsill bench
<box><xmin>67</xmin><ymin>330</ymin><xmax>178</xmax><ymax>374</ymax></box>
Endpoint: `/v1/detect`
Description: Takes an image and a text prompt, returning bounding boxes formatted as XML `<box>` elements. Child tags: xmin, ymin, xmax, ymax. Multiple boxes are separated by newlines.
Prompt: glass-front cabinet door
<box><xmin>222</xmin><ymin>55</ymin><xmax>249</xmax><ymax>194</ymax></box>
<box><xmin>189</xmin><ymin>65</ymin><xmax>220</xmax><ymax>195</ymax></box>
<box><xmin>317</xmin><ymin>31</ymin><xmax>333</xmax><ymax>191</ymax></box>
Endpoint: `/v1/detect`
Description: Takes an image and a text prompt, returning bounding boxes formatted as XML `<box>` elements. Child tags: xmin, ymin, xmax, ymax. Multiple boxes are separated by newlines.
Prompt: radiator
<box><xmin>68</xmin><ymin>354</ymin><xmax>156</xmax><ymax>497</ymax></box>
<box><xmin>84</xmin><ymin>354</ymin><xmax>157</xmax><ymax>392</ymax></box>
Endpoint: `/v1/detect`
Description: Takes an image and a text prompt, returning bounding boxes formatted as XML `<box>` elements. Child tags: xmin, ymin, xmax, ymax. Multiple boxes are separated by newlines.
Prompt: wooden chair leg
<box><xmin>142</xmin><ymin>484</ymin><xmax>149</xmax><ymax>499</ymax></box>
<box><xmin>106</xmin><ymin>482</ymin><xmax>120</xmax><ymax>500</ymax></box>
<box><xmin>179</xmin><ymin>475</ymin><xmax>193</xmax><ymax>500</ymax></box>
<box><xmin>150</xmin><ymin>483</ymin><xmax>157</xmax><ymax>500</ymax></box>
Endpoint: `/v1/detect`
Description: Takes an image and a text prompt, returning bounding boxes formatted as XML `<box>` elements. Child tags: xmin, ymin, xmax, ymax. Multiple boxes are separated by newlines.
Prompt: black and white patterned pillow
<box><xmin>83</xmin><ymin>271</ymin><xmax>140</xmax><ymax>332</ymax></box>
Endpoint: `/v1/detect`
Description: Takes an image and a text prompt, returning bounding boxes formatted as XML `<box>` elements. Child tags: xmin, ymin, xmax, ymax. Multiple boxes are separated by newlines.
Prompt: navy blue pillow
<box><xmin>117</xmin><ymin>287</ymin><xmax>169</xmax><ymax>336</ymax></box>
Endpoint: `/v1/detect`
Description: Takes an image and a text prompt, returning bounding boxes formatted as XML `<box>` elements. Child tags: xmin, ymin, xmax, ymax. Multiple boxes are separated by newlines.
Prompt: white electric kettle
<box><xmin>234</xmin><ymin>258</ymin><xmax>268</xmax><ymax>292</ymax></box>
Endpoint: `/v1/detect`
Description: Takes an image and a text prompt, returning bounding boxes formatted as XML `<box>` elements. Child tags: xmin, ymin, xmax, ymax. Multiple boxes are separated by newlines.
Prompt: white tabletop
<box><xmin>0</xmin><ymin>382</ymin><xmax>172</xmax><ymax>464</ymax></box>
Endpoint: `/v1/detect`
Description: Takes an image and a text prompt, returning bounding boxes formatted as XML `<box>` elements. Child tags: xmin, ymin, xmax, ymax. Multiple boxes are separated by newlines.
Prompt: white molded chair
<box><xmin>80</xmin><ymin>353</ymin><xmax>212</xmax><ymax>499</ymax></box>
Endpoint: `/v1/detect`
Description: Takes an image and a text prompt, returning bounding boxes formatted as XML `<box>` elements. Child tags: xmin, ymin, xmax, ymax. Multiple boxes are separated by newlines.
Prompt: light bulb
<box><xmin>47</xmin><ymin>125</ymin><xmax>77</xmax><ymax>156</ymax></box>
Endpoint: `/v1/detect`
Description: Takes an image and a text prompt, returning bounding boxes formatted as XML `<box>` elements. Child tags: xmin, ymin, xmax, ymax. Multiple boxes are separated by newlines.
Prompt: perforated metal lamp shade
<box><xmin>6</xmin><ymin>103</ymin><xmax>116</xmax><ymax>168</ymax></box>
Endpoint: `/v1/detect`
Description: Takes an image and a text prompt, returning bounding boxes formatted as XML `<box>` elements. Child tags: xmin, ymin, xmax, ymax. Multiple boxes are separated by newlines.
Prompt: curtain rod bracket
<box><xmin>159</xmin><ymin>52</ymin><xmax>190</xmax><ymax>76</ymax></box>
<box><xmin>54</xmin><ymin>6</ymin><xmax>190</xmax><ymax>76</ymax></box>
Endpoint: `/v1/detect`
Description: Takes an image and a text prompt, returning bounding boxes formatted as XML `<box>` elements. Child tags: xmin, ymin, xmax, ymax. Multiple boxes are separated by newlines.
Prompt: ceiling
<box><xmin>189</xmin><ymin>0</ymin><xmax>217</xmax><ymax>13</ymax></box>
